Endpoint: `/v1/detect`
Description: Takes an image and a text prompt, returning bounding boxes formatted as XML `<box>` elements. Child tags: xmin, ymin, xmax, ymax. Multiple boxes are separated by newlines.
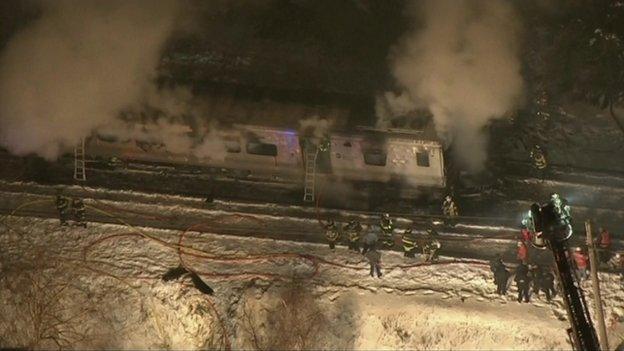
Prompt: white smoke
<box><xmin>298</xmin><ymin>116</ymin><xmax>333</xmax><ymax>139</ymax></box>
<box><xmin>379</xmin><ymin>0</ymin><xmax>524</xmax><ymax>172</ymax></box>
<box><xmin>0</xmin><ymin>0</ymin><xmax>183</xmax><ymax>160</ymax></box>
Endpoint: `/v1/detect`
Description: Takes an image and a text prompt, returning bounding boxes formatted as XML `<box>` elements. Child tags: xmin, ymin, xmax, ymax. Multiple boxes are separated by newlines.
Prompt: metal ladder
<box><xmin>303</xmin><ymin>143</ymin><xmax>319</xmax><ymax>202</ymax></box>
<box><xmin>73</xmin><ymin>138</ymin><xmax>86</xmax><ymax>182</ymax></box>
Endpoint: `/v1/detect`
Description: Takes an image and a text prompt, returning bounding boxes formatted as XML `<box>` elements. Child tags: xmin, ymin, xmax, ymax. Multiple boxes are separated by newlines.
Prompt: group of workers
<box><xmin>55</xmin><ymin>193</ymin><xmax>86</xmax><ymax>227</ymax></box>
<box><xmin>324</xmin><ymin>213</ymin><xmax>443</xmax><ymax>278</ymax></box>
<box><xmin>570</xmin><ymin>227</ymin><xmax>623</xmax><ymax>281</ymax></box>
<box><xmin>504</xmin><ymin>221</ymin><xmax>622</xmax><ymax>304</ymax></box>
<box><xmin>490</xmin><ymin>254</ymin><xmax>557</xmax><ymax>303</ymax></box>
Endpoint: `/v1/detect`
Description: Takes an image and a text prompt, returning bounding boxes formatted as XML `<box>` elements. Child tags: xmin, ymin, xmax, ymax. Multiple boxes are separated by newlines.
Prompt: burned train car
<box><xmin>87</xmin><ymin>123</ymin><xmax>445</xmax><ymax>198</ymax></box>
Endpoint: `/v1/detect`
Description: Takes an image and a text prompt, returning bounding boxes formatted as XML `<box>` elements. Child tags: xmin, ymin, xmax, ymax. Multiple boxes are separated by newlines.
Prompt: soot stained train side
<box><xmin>87</xmin><ymin>123</ymin><xmax>446</xmax><ymax>197</ymax></box>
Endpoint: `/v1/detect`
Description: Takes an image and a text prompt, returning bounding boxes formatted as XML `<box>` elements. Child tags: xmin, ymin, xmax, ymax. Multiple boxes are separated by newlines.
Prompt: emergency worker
<box><xmin>530</xmin><ymin>145</ymin><xmax>548</xmax><ymax>180</ymax></box>
<box><xmin>539</xmin><ymin>268</ymin><xmax>557</xmax><ymax>301</ymax></box>
<box><xmin>608</xmin><ymin>253</ymin><xmax>624</xmax><ymax>279</ymax></box>
<box><xmin>494</xmin><ymin>259</ymin><xmax>509</xmax><ymax>295</ymax></box>
<box><xmin>572</xmin><ymin>247</ymin><xmax>589</xmax><ymax>281</ymax></box>
<box><xmin>515</xmin><ymin>260</ymin><xmax>531</xmax><ymax>303</ymax></box>
<box><xmin>365</xmin><ymin>248</ymin><xmax>382</xmax><ymax>278</ymax></box>
<box><xmin>72</xmin><ymin>198</ymin><xmax>86</xmax><ymax>228</ymax></box>
<box><xmin>361</xmin><ymin>230</ymin><xmax>378</xmax><ymax>255</ymax></box>
<box><xmin>380</xmin><ymin>213</ymin><xmax>395</xmax><ymax>249</ymax></box>
<box><xmin>529</xmin><ymin>264</ymin><xmax>541</xmax><ymax>296</ymax></box>
<box><xmin>324</xmin><ymin>220</ymin><xmax>340</xmax><ymax>250</ymax></box>
<box><xmin>597</xmin><ymin>227</ymin><xmax>613</xmax><ymax>264</ymax></box>
<box><xmin>423</xmin><ymin>231</ymin><xmax>441</xmax><ymax>262</ymax></box>
<box><xmin>442</xmin><ymin>195</ymin><xmax>459</xmax><ymax>218</ymax></box>
<box><xmin>401</xmin><ymin>228</ymin><xmax>417</xmax><ymax>258</ymax></box>
<box><xmin>517</xmin><ymin>241</ymin><xmax>529</xmax><ymax>263</ymax></box>
<box><xmin>520</xmin><ymin>224</ymin><xmax>532</xmax><ymax>244</ymax></box>
<box><xmin>318</xmin><ymin>136</ymin><xmax>330</xmax><ymax>152</ymax></box>
<box><xmin>344</xmin><ymin>220</ymin><xmax>362</xmax><ymax>253</ymax></box>
<box><xmin>55</xmin><ymin>193</ymin><xmax>70</xmax><ymax>226</ymax></box>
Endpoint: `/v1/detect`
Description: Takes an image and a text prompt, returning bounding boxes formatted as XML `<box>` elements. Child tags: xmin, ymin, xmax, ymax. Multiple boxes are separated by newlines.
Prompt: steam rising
<box><xmin>379</xmin><ymin>0</ymin><xmax>524</xmax><ymax>172</ymax></box>
<box><xmin>0</xmin><ymin>0</ymin><xmax>182</xmax><ymax>159</ymax></box>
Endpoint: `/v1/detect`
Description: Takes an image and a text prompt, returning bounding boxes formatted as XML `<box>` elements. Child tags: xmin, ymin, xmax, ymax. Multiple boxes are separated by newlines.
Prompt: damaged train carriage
<box><xmin>87</xmin><ymin>124</ymin><xmax>445</xmax><ymax>202</ymax></box>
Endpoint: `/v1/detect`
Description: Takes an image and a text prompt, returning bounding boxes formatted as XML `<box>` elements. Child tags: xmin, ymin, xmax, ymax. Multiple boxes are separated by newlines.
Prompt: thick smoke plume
<box><xmin>0</xmin><ymin>0</ymin><xmax>182</xmax><ymax>160</ymax></box>
<box><xmin>379</xmin><ymin>0</ymin><xmax>524</xmax><ymax>172</ymax></box>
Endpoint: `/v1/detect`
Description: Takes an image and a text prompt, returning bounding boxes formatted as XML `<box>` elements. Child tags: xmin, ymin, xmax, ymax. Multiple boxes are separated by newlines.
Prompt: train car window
<box><xmin>225</xmin><ymin>140</ymin><xmax>241</xmax><ymax>153</ymax></box>
<box><xmin>246</xmin><ymin>141</ymin><xmax>278</xmax><ymax>156</ymax></box>
<box><xmin>416</xmin><ymin>152</ymin><xmax>430</xmax><ymax>167</ymax></box>
<box><xmin>363</xmin><ymin>150</ymin><xmax>387</xmax><ymax>166</ymax></box>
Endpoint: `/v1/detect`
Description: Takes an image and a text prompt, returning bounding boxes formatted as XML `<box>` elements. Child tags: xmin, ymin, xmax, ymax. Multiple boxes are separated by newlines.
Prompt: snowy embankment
<box><xmin>0</xmin><ymin>180</ymin><xmax>526</xmax><ymax>263</ymax></box>
<box><xmin>2</xmin><ymin>216</ymin><xmax>624</xmax><ymax>349</ymax></box>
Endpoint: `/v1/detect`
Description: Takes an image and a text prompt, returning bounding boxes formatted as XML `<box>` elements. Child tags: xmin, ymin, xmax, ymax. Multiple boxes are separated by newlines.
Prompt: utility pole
<box><xmin>585</xmin><ymin>220</ymin><xmax>609</xmax><ymax>350</ymax></box>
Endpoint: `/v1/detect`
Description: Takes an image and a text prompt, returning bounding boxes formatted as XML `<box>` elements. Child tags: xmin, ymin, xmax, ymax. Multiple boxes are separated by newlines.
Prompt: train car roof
<box><xmin>233</xmin><ymin>124</ymin><xmax>441</xmax><ymax>143</ymax></box>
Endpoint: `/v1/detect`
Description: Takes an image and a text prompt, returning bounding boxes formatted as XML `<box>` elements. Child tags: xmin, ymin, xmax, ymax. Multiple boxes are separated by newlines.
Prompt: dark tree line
<box><xmin>524</xmin><ymin>0</ymin><xmax>624</xmax><ymax>134</ymax></box>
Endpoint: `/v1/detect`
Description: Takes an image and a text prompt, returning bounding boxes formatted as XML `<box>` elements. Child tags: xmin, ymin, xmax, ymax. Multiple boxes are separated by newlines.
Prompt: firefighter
<box><xmin>344</xmin><ymin>220</ymin><xmax>362</xmax><ymax>253</ymax></box>
<box><xmin>426</xmin><ymin>221</ymin><xmax>439</xmax><ymax>236</ymax></box>
<box><xmin>318</xmin><ymin>136</ymin><xmax>331</xmax><ymax>152</ymax></box>
<box><xmin>572</xmin><ymin>247</ymin><xmax>589</xmax><ymax>282</ymax></box>
<box><xmin>517</xmin><ymin>241</ymin><xmax>529</xmax><ymax>263</ymax></box>
<box><xmin>379</xmin><ymin>213</ymin><xmax>395</xmax><ymax>249</ymax></box>
<box><xmin>71</xmin><ymin>198</ymin><xmax>86</xmax><ymax>228</ymax></box>
<box><xmin>442</xmin><ymin>195</ymin><xmax>458</xmax><ymax>218</ymax></box>
<box><xmin>530</xmin><ymin>145</ymin><xmax>548</xmax><ymax>180</ymax></box>
<box><xmin>55</xmin><ymin>193</ymin><xmax>70</xmax><ymax>226</ymax></box>
<box><xmin>423</xmin><ymin>230</ymin><xmax>441</xmax><ymax>262</ymax></box>
<box><xmin>608</xmin><ymin>253</ymin><xmax>624</xmax><ymax>279</ymax></box>
<box><xmin>365</xmin><ymin>248</ymin><xmax>382</xmax><ymax>278</ymax></box>
<box><xmin>401</xmin><ymin>228</ymin><xmax>417</xmax><ymax>258</ymax></box>
<box><xmin>324</xmin><ymin>220</ymin><xmax>340</xmax><ymax>250</ymax></box>
<box><xmin>597</xmin><ymin>227</ymin><xmax>613</xmax><ymax>264</ymax></box>
<box><xmin>515</xmin><ymin>260</ymin><xmax>531</xmax><ymax>303</ymax></box>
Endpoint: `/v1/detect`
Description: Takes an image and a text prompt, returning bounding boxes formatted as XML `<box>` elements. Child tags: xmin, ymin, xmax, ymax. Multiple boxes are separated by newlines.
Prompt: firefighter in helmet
<box><xmin>55</xmin><ymin>191</ymin><xmax>70</xmax><ymax>226</ymax></box>
<box><xmin>379</xmin><ymin>213</ymin><xmax>395</xmax><ymax>249</ymax></box>
<box><xmin>324</xmin><ymin>220</ymin><xmax>340</xmax><ymax>250</ymax></box>
<box><xmin>402</xmin><ymin>228</ymin><xmax>417</xmax><ymax>258</ymax></box>
<box><xmin>72</xmin><ymin>198</ymin><xmax>86</xmax><ymax>228</ymax></box>
<box><xmin>343</xmin><ymin>219</ymin><xmax>363</xmax><ymax>253</ymax></box>
<box><xmin>530</xmin><ymin>145</ymin><xmax>548</xmax><ymax>180</ymax></box>
<box><xmin>442</xmin><ymin>195</ymin><xmax>458</xmax><ymax>217</ymax></box>
<box><xmin>423</xmin><ymin>229</ymin><xmax>441</xmax><ymax>262</ymax></box>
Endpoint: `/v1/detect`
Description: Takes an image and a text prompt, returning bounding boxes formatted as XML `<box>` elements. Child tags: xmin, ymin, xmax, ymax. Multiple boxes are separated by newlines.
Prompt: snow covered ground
<box><xmin>2</xmin><ymin>216</ymin><xmax>624</xmax><ymax>350</ymax></box>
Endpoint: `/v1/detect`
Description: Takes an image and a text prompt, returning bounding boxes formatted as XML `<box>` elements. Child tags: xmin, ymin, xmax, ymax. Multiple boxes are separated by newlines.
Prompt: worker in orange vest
<box><xmin>597</xmin><ymin>227</ymin><xmax>613</xmax><ymax>264</ymax></box>
<box><xmin>572</xmin><ymin>247</ymin><xmax>589</xmax><ymax>281</ymax></box>
<box><xmin>516</xmin><ymin>241</ymin><xmax>529</xmax><ymax>263</ymax></box>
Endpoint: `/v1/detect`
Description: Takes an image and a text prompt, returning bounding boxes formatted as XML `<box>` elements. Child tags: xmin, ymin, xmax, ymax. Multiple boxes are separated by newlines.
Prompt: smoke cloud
<box><xmin>298</xmin><ymin>116</ymin><xmax>333</xmax><ymax>139</ymax></box>
<box><xmin>379</xmin><ymin>0</ymin><xmax>524</xmax><ymax>172</ymax></box>
<box><xmin>0</xmin><ymin>0</ymin><xmax>183</xmax><ymax>160</ymax></box>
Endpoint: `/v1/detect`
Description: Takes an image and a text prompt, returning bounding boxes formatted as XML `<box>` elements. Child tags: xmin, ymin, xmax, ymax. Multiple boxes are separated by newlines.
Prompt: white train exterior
<box><xmin>87</xmin><ymin>123</ymin><xmax>445</xmax><ymax>195</ymax></box>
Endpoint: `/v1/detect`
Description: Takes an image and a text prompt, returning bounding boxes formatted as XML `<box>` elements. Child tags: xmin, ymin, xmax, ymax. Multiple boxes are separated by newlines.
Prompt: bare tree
<box><xmin>240</xmin><ymin>280</ymin><xmax>328</xmax><ymax>350</ymax></box>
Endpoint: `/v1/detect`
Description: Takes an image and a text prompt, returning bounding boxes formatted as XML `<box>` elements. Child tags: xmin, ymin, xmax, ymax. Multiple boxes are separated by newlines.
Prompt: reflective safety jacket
<box><xmin>442</xmin><ymin>199</ymin><xmax>458</xmax><ymax>217</ymax></box>
<box><xmin>424</xmin><ymin>239</ymin><xmax>441</xmax><ymax>253</ymax></box>
<box><xmin>402</xmin><ymin>232</ymin><xmax>417</xmax><ymax>251</ymax></box>
<box><xmin>55</xmin><ymin>196</ymin><xmax>70</xmax><ymax>212</ymax></box>
<box><xmin>325</xmin><ymin>225</ymin><xmax>340</xmax><ymax>242</ymax></box>
<box><xmin>380</xmin><ymin>219</ymin><xmax>394</xmax><ymax>234</ymax></box>
<box><xmin>531</xmin><ymin>149</ymin><xmax>547</xmax><ymax>170</ymax></box>
<box><xmin>344</xmin><ymin>222</ymin><xmax>362</xmax><ymax>242</ymax></box>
